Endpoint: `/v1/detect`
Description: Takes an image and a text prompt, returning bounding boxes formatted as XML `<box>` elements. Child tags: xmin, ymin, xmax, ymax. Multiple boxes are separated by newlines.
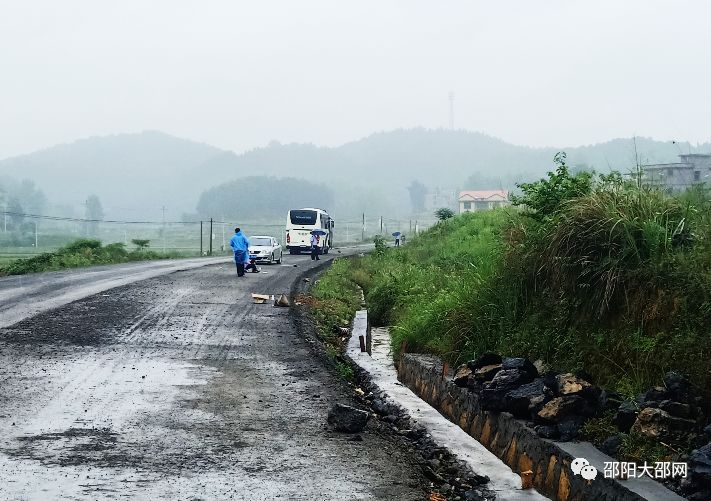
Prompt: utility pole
<box><xmin>161</xmin><ymin>206</ymin><xmax>166</xmax><ymax>253</ymax></box>
<box><xmin>34</xmin><ymin>221</ymin><xmax>38</xmax><ymax>248</ymax></box>
<box><xmin>409</xmin><ymin>220</ymin><xmax>412</xmax><ymax>233</ymax></box>
<box><xmin>209</xmin><ymin>218</ymin><xmax>213</xmax><ymax>256</ymax></box>
<box><xmin>379</xmin><ymin>216</ymin><xmax>383</xmax><ymax>234</ymax></box>
<box><xmin>415</xmin><ymin>220</ymin><xmax>419</xmax><ymax>234</ymax></box>
<box><xmin>200</xmin><ymin>221</ymin><xmax>203</xmax><ymax>256</ymax></box>
<box><xmin>221</xmin><ymin>216</ymin><xmax>225</xmax><ymax>251</ymax></box>
<box><xmin>362</xmin><ymin>213</ymin><xmax>365</xmax><ymax>242</ymax></box>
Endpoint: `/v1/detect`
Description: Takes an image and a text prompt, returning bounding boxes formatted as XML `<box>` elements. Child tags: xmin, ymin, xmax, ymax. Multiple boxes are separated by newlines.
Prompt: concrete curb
<box><xmin>397</xmin><ymin>354</ymin><xmax>687</xmax><ymax>501</ymax></box>
<box><xmin>347</xmin><ymin>311</ymin><xmax>548</xmax><ymax>501</ymax></box>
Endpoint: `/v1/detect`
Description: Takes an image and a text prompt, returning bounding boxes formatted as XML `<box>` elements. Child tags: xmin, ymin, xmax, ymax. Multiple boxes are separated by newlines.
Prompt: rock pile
<box><xmin>455</xmin><ymin>353</ymin><xmax>604</xmax><ymax>440</ymax></box>
<box><xmin>608</xmin><ymin>371</ymin><xmax>709</xmax><ymax>499</ymax></box>
<box><xmin>614</xmin><ymin>371</ymin><xmax>703</xmax><ymax>443</ymax></box>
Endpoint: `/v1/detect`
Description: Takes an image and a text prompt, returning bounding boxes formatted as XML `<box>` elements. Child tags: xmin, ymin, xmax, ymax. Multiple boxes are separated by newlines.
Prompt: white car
<box><xmin>248</xmin><ymin>236</ymin><xmax>283</xmax><ymax>264</ymax></box>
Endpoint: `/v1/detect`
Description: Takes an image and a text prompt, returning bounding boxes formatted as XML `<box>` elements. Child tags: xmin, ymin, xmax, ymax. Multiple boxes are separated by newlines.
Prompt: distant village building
<box><xmin>640</xmin><ymin>154</ymin><xmax>711</xmax><ymax>193</ymax></box>
<box><xmin>458</xmin><ymin>190</ymin><xmax>510</xmax><ymax>213</ymax></box>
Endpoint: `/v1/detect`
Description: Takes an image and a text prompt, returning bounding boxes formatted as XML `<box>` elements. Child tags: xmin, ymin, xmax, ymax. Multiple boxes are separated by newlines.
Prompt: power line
<box><xmin>0</xmin><ymin>210</ymin><xmax>200</xmax><ymax>225</ymax></box>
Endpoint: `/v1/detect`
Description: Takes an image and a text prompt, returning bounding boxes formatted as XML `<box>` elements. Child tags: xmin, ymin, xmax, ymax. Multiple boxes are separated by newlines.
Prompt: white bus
<box><xmin>285</xmin><ymin>208</ymin><xmax>334</xmax><ymax>255</ymax></box>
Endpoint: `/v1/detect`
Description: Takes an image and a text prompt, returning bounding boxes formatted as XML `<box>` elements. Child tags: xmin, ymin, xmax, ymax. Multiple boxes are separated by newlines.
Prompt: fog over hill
<box><xmin>0</xmin><ymin>129</ymin><xmax>707</xmax><ymax>220</ymax></box>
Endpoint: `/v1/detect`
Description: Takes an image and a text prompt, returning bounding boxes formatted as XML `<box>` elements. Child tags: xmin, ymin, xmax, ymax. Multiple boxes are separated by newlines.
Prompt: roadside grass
<box><xmin>311</xmin><ymin>171</ymin><xmax>711</xmax><ymax>469</ymax></box>
<box><xmin>325</xmin><ymin>180</ymin><xmax>711</xmax><ymax>399</ymax></box>
<box><xmin>0</xmin><ymin>239</ymin><xmax>194</xmax><ymax>276</ymax></box>
<box><xmin>303</xmin><ymin>258</ymin><xmax>363</xmax><ymax>380</ymax></box>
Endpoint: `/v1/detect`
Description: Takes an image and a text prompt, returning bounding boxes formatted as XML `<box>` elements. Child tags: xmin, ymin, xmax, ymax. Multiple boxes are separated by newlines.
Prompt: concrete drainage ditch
<box><xmin>347</xmin><ymin>309</ymin><xmax>685</xmax><ymax>501</ymax></box>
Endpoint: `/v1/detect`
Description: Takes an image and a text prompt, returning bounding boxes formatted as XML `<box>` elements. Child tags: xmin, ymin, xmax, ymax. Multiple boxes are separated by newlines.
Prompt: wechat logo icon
<box><xmin>571</xmin><ymin>457</ymin><xmax>598</xmax><ymax>481</ymax></box>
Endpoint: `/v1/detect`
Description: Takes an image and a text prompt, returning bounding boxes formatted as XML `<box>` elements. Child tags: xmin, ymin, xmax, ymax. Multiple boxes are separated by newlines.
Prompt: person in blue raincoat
<box><xmin>229</xmin><ymin>227</ymin><xmax>250</xmax><ymax>277</ymax></box>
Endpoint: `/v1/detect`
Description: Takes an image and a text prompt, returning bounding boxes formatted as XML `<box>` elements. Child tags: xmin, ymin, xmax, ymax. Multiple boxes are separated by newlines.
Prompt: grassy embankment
<box><xmin>314</xmin><ymin>159</ymin><xmax>711</xmax><ymax>406</ymax></box>
<box><xmin>302</xmin><ymin>258</ymin><xmax>364</xmax><ymax>380</ymax></box>
<box><xmin>0</xmin><ymin>239</ymin><xmax>192</xmax><ymax>276</ymax></box>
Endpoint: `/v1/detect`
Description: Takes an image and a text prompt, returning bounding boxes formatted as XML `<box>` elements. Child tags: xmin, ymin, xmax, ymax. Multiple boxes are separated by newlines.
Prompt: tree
<box><xmin>434</xmin><ymin>207</ymin><xmax>455</xmax><ymax>221</ymax></box>
<box><xmin>196</xmin><ymin>176</ymin><xmax>334</xmax><ymax>219</ymax></box>
<box><xmin>510</xmin><ymin>152</ymin><xmax>593</xmax><ymax>221</ymax></box>
<box><xmin>7</xmin><ymin>198</ymin><xmax>25</xmax><ymax>231</ymax></box>
<box><xmin>407</xmin><ymin>180</ymin><xmax>427</xmax><ymax>213</ymax></box>
<box><xmin>84</xmin><ymin>195</ymin><xmax>104</xmax><ymax>237</ymax></box>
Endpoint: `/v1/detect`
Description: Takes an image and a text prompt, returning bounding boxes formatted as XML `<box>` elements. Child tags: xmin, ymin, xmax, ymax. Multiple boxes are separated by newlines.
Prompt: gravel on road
<box><xmin>0</xmin><ymin>253</ymin><xmax>427</xmax><ymax>500</ymax></box>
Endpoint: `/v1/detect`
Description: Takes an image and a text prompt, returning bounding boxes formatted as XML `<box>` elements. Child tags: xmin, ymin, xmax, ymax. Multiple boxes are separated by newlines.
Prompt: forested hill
<box><xmin>0</xmin><ymin>131</ymin><xmax>224</xmax><ymax>219</ymax></box>
<box><xmin>1</xmin><ymin>128</ymin><xmax>707</xmax><ymax>219</ymax></box>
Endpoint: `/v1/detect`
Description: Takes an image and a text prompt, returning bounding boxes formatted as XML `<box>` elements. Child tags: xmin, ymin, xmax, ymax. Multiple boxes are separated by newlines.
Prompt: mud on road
<box><xmin>0</xmin><ymin>255</ymin><xmax>427</xmax><ymax>500</ymax></box>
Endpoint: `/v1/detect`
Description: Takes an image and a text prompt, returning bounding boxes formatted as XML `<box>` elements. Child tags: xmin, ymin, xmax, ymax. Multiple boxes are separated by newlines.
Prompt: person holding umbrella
<box><xmin>310</xmin><ymin>231</ymin><xmax>321</xmax><ymax>261</ymax></box>
<box><xmin>392</xmin><ymin>231</ymin><xmax>401</xmax><ymax>247</ymax></box>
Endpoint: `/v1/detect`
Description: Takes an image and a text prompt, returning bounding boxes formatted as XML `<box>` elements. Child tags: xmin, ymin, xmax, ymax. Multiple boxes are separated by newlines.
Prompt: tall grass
<box><xmin>331</xmin><ymin>181</ymin><xmax>711</xmax><ymax>398</ymax></box>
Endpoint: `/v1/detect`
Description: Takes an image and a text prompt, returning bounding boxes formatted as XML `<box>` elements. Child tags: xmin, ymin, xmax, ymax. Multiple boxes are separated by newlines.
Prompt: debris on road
<box><xmin>274</xmin><ymin>294</ymin><xmax>290</xmax><ymax>307</ymax></box>
<box><xmin>251</xmin><ymin>293</ymin><xmax>273</xmax><ymax>304</ymax></box>
<box><xmin>303</xmin><ymin>278</ymin><xmax>310</xmax><ymax>283</ymax></box>
<box><xmin>327</xmin><ymin>403</ymin><xmax>370</xmax><ymax>433</ymax></box>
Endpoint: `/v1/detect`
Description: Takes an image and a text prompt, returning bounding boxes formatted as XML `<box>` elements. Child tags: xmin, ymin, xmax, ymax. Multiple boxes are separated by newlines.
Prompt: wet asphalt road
<box><xmin>0</xmin><ymin>252</ymin><xmax>426</xmax><ymax>500</ymax></box>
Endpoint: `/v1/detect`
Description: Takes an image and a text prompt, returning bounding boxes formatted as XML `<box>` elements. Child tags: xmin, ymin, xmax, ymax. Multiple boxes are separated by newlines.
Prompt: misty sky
<box><xmin>2</xmin><ymin>0</ymin><xmax>711</xmax><ymax>159</ymax></box>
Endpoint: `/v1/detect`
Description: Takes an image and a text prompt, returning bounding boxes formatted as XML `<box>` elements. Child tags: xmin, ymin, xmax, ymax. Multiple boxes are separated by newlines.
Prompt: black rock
<box><xmin>664</xmin><ymin>371</ymin><xmax>691</xmax><ymax>399</ymax></box>
<box><xmin>467</xmin><ymin>353</ymin><xmax>502</xmax><ymax>371</ymax></box>
<box><xmin>644</xmin><ymin>386</ymin><xmax>670</xmax><ymax>406</ymax></box>
<box><xmin>504</xmin><ymin>378</ymin><xmax>550</xmax><ymax>418</ymax></box>
<box><xmin>557</xmin><ymin>415</ymin><xmax>586</xmax><ymax>441</ymax></box>
<box><xmin>542</xmin><ymin>371</ymin><xmax>560</xmax><ymax>392</ymax></box>
<box><xmin>703</xmin><ymin>424</ymin><xmax>711</xmax><ymax>440</ymax></box>
<box><xmin>600</xmin><ymin>434</ymin><xmax>623</xmax><ymax>456</ymax></box>
<box><xmin>534</xmin><ymin>425</ymin><xmax>560</xmax><ymax>439</ymax></box>
<box><xmin>327</xmin><ymin>404</ymin><xmax>370</xmax><ymax>433</ymax></box>
<box><xmin>371</xmin><ymin>398</ymin><xmax>388</xmax><ymax>415</ymax></box>
<box><xmin>382</xmin><ymin>414</ymin><xmax>398</xmax><ymax>424</ymax></box>
<box><xmin>689</xmin><ymin>443</ymin><xmax>711</xmax><ymax>487</ymax></box>
<box><xmin>481</xmin><ymin>369</ymin><xmax>534</xmax><ymax>412</ymax></box>
<box><xmin>487</xmin><ymin>368</ymin><xmax>534</xmax><ymax>390</ymax></box>
<box><xmin>659</xmin><ymin>399</ymin><xmax>692</xmax><ymax>419</ymax></box>
<box><xmin>501</xmin><ymin>357</ymin><xmax>539</xmax><ymax>379</ymax></box>
<box><xmin>615</xmin><ymin>400</ymin><xmax>639</xmax><ymax>433</ymax></box>
<box><xmin>467</xmin><ymin>474</ymin><xmax>490</xmax><ymax>485</ymax></box>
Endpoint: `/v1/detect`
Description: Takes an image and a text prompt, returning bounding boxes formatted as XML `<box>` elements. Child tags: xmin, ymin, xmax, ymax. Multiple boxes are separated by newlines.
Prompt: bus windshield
<box><xmin>289</xmin><ymin>210</ymin><xmax>317</xmax><ymax>226</ymax></box>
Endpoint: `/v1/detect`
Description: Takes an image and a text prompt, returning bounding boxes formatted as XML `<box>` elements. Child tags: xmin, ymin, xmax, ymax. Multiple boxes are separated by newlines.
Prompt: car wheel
<box><xmin>276</xmin><ymin>252</ymin><xmax>282</xmax><ymax>264</ymax></box>
<box><xmin>269</xmin><ymin>252</ymin><xmax>275</xmax><ymax>264</ymax></box>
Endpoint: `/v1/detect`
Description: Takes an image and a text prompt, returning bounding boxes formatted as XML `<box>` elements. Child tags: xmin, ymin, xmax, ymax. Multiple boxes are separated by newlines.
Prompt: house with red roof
<box><xmin>458</xmin><ymin>189</ymin><xmax>509</xmax><ymax>213</ymax></box>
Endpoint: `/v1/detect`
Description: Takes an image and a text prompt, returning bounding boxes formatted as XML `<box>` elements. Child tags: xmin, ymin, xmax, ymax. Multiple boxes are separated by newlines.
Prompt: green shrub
<box><xmin>0</xmin><ymin>238</ymin><xmax>189</xmax><ymax>276</ymax></box>
<box><xmin>329</xmin><ymin>169</ymin><xmax>711</xmax><ymax>398</ymax></box>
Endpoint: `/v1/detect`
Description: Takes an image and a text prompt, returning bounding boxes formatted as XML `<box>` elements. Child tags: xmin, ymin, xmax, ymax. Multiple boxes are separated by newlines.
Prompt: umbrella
<box><xmin>392</xmin><ymin>232</ymin><xmax>401</xmax><ymax>237</ymax></box>
<box><xmin>310</xmin><ymin>229</ymin><xmax>328</xmax><ymax>236</ymax></box>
